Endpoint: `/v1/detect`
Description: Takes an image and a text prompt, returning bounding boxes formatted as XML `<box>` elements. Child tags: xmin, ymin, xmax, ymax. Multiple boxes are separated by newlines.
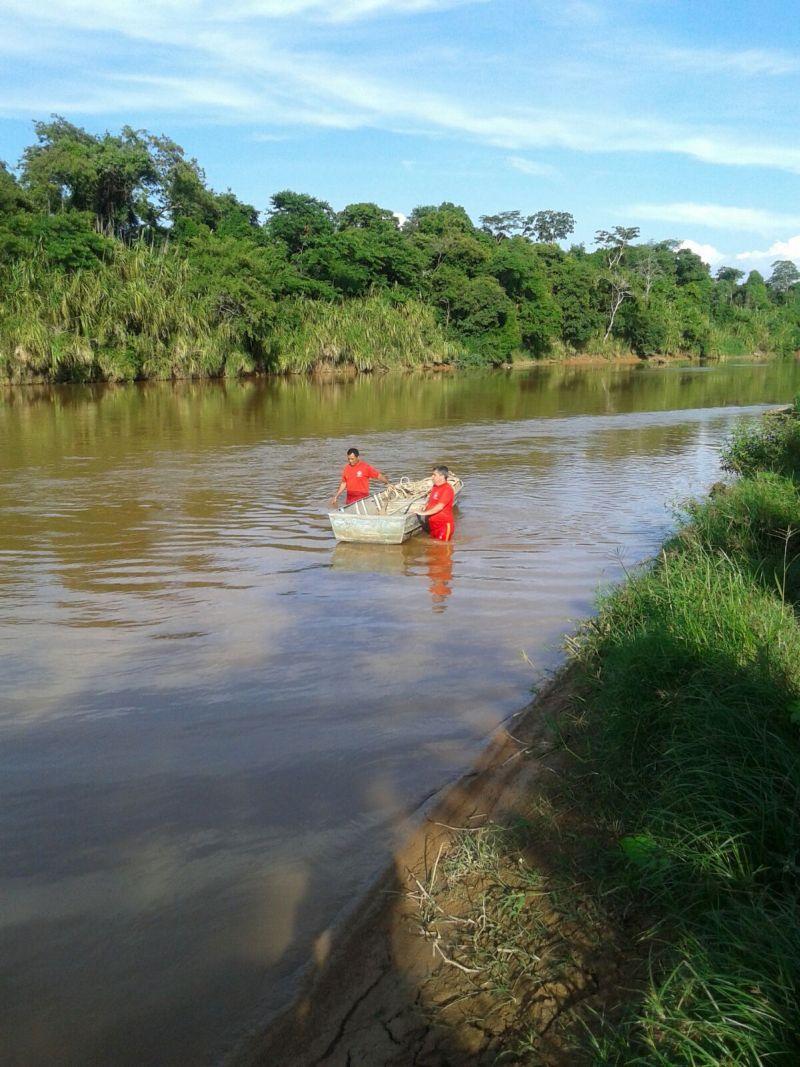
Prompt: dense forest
<box><xmin>1</xmin><ymin>118</ymin><xmax>799</xmax><ymax>382</ymax></box>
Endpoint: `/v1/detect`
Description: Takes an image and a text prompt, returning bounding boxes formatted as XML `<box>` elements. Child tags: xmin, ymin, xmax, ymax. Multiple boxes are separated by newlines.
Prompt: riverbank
<box><xmin>235</xmin><ymin>399</ymin><xmax>800</xmax><ymax>1065</ymax></box>
<box><xmin>231</xmin><ymin>666</ymin><xmax>647</xmax><ymax>1066</ymax></box>
<box><xmin>3</xmin><ymin>347</ymin><xmax>785</xmax><ymax>390</ymax></box>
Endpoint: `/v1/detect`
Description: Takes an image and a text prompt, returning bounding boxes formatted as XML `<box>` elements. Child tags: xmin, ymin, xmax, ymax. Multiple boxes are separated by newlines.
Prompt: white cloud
<box><xmin>251</xmin><ymin>131</ymin><xmax>293</xmax><ymax>142</ymax></box>
<box><xmin>534</xmin><ymin>0</ymin><xmax>606</xmax><ymax>27</ymax></box>
<box><xmin>4</xmin><ymin>0</ymin><xmax>800</xmax><ymax>177</ymax></box>
<box><xmin>677</xmin><ymin>240</ymin><xmax>724</xmax><ymax>266</ymax></box>
<box><xmin>630</xmin><ymin>202</ymin><xmax>800</xmax><ymax>234</ymax></box>
<box><xmin>736</xmin><ymin>235</ymin><xmax>800</xmax><ymax>264</ymax></box>
<box><xmin>0</xmin><ymin>0</ymin><xmax>488</xmax><ymax>29</ymax></box>
<box><xmin>647</xmin><ymin>45</ymin><xmax>799</xmax><ymax>77</ymax></box>
<box><xmin>506</xmin><ymin>155</ymin><xmax>557</xmax><ymax>178</ymax></box>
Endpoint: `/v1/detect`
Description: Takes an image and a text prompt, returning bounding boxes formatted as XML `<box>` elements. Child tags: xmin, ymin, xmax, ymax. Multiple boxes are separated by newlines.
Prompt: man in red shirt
<box><xmin>415</xmin><ymin>466</ymin><xmax>455</xmax><ymax>541</ymax></box>
<box><xmin>330</xmin><ymin>447</ymin><xmax>389</xmax><ymax>507</ymax></box>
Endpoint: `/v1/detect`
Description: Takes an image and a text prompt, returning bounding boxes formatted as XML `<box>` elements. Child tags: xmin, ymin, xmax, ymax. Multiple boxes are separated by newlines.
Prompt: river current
<box><xmin>2</xmin><ymin>361</ymin><xmax>799</xmax><ymax>1064</ymax></box>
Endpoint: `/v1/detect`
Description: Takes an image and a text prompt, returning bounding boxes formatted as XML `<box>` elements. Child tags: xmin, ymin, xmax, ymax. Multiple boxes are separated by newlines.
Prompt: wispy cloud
<box><xmin>534</xmin><ymin>0</ymin><xmax>607</xmax><ymax>27</ymax></box>
<box><xmin>0</xmin><ymin>0</ymin><xmax>489</xmax><ymax>30</ymax></box>
<box><xmin>506</xmin><ymin>155</ymin><xmax>557</xmax><ymax>178</ymax></box>
<box><xmin>3</xmin><ymin>0</ymin><xmax>800</xmax><ymax>183</ymax></box>
<box><xmin>630</xmin><ymin>202</ymin><xmax>800</xmax><ymax>234</ymax></box>
<box><xmin>645</xmin><ymin>45</ymin><xmax>800</xmax><ymax>77</ymax></box>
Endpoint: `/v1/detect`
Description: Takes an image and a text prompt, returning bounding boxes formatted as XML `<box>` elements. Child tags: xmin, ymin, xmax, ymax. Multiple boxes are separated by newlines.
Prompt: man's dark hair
<box><xmin>433</xmin><ymin>465</ymin><xmax>449</xmax><ymax>479</ymax></box>
<box><xmin>347</xmin><ymin>447</ymin><xmax>360</xmax><ymax>457</ymax></box>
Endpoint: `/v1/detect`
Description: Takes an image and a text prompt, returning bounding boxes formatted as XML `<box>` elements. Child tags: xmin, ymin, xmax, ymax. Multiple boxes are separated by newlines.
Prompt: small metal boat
<box><xmin>328</xmin><ymin>475</ymin><xmax>463</xmax><ymax>544</ymax></box>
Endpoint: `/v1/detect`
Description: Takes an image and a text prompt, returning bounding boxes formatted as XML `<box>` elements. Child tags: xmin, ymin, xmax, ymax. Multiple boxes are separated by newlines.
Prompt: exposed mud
<box><xmin>232</xmin><ymin>670</ymin><xmax>645</xmax><ymax>1066</ymax></box>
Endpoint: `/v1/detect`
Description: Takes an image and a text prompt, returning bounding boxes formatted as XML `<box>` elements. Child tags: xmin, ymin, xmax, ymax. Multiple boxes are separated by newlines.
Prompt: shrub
<box><xmin>720</xmin><ymin>400</ymin><xmax>800</xmax><ymax>479</ymax></box>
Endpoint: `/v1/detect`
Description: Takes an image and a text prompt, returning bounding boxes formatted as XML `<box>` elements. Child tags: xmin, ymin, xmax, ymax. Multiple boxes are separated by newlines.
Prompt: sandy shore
<box><xmin>231</xmin><ymin>669</ymin><xmax>640</xmax><ymax>1066</ymax></box>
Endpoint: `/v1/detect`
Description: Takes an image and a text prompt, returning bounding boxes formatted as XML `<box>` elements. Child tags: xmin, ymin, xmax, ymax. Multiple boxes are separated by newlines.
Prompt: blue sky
<box><xmin>1</xmin><ymin>0</ymin><xmax>799</xmax><ymax>274</ymax></box>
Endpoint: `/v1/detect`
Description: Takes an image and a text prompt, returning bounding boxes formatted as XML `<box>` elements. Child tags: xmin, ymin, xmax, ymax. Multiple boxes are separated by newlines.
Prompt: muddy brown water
<box><xmin>2</xmin><ymin>362</ymin><xmax>799</xmax><ymax>1065</ymax></box>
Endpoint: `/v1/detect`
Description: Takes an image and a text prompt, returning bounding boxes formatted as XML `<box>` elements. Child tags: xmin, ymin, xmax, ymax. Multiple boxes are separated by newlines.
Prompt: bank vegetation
<box><xmin>398</xmin><ymin>400</ymin><xmax>800</xmax><ymax>1063</ymax></box>
<box><xmin>2</xmin><ymin>118</ymin><xmax>800</xmax><ymax>382</ymax></box>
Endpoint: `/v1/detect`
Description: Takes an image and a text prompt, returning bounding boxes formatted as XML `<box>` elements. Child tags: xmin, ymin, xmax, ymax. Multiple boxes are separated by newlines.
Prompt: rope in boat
<box><xmin>377</xmin><ymin>474</ymin><xmax>458</xmax><ymax>515</ymax></box>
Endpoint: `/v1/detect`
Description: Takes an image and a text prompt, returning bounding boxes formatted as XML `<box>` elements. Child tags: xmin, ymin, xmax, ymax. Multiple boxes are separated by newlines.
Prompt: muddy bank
<box><xmin>231</xmin><ymin>670</ymin><xmax>643</xmax><ymax>1066</ymax></box>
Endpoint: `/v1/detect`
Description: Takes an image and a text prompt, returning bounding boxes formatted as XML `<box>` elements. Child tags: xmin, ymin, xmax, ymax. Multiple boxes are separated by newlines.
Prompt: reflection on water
<box><xmin>331</xmin><ymin>538</ymin><xmax>455</xmax><ymax>613</ymax></box>
<box><xmin>2</xmin><ymin>362</ymin><xmax>800</xmax><ymax>1065</ymax></box>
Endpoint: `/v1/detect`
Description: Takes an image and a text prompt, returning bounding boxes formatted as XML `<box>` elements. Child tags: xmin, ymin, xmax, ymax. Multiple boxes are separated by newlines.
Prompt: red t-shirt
<box><xmin>425</xmin><ymin>482</ymin><xmax>455</xmax><ymax>529</ymax></box>
<box><xmin>342</xmin><ymin>461</ymin><xmax>381</xmax><ymax>502</ymax></box>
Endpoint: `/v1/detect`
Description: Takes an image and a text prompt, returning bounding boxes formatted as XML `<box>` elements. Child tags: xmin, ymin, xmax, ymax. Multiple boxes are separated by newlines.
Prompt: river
<box><xmin>2</xmin><ymin>361</ymin><xmax>799</xmax><ymax>1065</ymax></box>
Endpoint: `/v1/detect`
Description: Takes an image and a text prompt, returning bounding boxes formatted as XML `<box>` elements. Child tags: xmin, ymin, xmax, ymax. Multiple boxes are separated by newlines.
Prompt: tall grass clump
<box><xmin>573</xmin><ymin>395</ymin><xmax>800</xmax><ymax>1064</ymax></box>
<box><xmin>0</xmin><ymin>244</ymin><xmax>250</xmax><ymax>382</ymax></box>
<box><xmin>267</xmin><ymin>296</ymin><xmax>463</xmax><ymax>372</ymax></box>
<box><xmin>674</xmin><ymin>473</ymin><xmax>800</xmax><ymax>602</ymax></box>
<box><xmin>720</xmin><ymin>399</ymin><xmax>800</xmax><ymax>480</ymax></box>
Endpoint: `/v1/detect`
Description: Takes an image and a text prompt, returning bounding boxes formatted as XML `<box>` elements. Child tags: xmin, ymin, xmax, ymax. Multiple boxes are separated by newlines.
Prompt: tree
<box><xmin>0</xmin><ymin>162</ymin><xmax>30</xmax><ymax>215</ymax></box>
<box><xmin>20</xmin><ymin>117</ymin><xmax>159</xmax><ymax>236</ymax></box>
<box><xmin>337</xmin><ymin>202</ymin><xmax>398</xmax><ymax>231</ymax></box>
<box><xmin>740</xmin><ymin>270</ymin><xmax>770</xmax><ymax>310</ymax></box>
<box><xmin>595</xmin><ymin>226</ymin><xmax>639</xmax><ymax>339</ymax></box>
<box><xmin>408</xmin><ymin>203</ymin><xmax>490</xmax><ymax>292</ymax></box>
<box><xmin>448</xmin><ymin>276</ymin><xmax>520</xmax><ymax>363</ymax></box>
<box><xmin>0</xmin><ymin>211</ymin><xmax>112</xmax><ymax>269</ymax></box>
<box><xmin>404</xmin><ymin>202</ymin><xmax>475</xmax><ymax>236</ymax></box>
<box><xmin>265</xmin><ymin>191</ymin><xmax>335</xmax><ymax>255</ymax></box>
<box><xmin>768</xmin><ymin>259</ymin><xmax>800</xmax><ymax>295</ymax></box>
<box><xmin>620</xmin><ymin>297</ymin><xmax>670</xmax><ymax>356</ymax></box>
<box><xmin>675</xmin><ymin>247</ymin><xmax>710</xmax><ymax>287</ymax></box>
<box><xmin>594</xmin><ymin>226</ymin><xmax>640</xmax><ymax>270</ymax></box>
<box><xmin>630</xmin><ymin>241</ymin><xmax>673</xmax><ymax>303</ymax></box>
<box><xmin>522</xmin><ymin>210</ymin><xmax>575</xmax><ymax>244</ymax></box>
<box><xmin>551</xmin><ymin>256</ymin><xmax>603</xmax><ymax>348</ymax></box>
<box><xmin>479</xmin><ymin>211</ymin><xmax>523</xmax><ymax>241</ymax></box>
<box><xmin>490</xmin><ymin>237</ymin><xmax>560</xmax><ymax>354</ymax></box>
<box><xmin>214</xmin><ymin>192</ymin><xmax>260</xmax><ymax>238</ymax></box>
<box><xmin>715</xmin><ymin>266</ymin><xmax>744</xmax><ymax>284</ymax></box>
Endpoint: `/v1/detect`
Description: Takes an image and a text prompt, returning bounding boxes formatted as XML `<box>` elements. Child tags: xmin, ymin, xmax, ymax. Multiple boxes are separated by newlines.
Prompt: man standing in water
<box><xmin>415</xmin><ymin>466</ymin><xmax>455</xmax><ymax>541</ymax></box>
<box><xmin>330</xmin><ymin>447</ymin><xmax>389</xmax><ymax>507</ymax></box>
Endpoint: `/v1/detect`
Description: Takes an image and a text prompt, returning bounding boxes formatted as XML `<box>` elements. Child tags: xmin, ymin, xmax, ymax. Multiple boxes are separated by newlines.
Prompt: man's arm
<box><xmin>330</xmin><ymin>479</ymin><xmax>347</xmax><ymax>507</ymax></box>
<box><xmin>367</xmin><ymin>465</ymin><xmax>389</xmax><ymax>486</ymax></box>
<box><xmin>416</xmin><ymin>501</ymin><xmax>445</xmax><ymax>517</ymax></box>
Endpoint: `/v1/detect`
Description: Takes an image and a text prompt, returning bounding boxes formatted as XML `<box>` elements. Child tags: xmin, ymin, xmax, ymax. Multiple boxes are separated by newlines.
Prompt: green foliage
<box><xmin>181</xmin><ymin>231</ymin><xmax>295</xmax><ymax>360</ymax></box>
<box><xmin>0</xmin><ymin>244</ymin><xmax>246</xmax><ymax>382</ymax></box>
<box><xmin>0</xmin><ymin>161</ymin><xmax>30</xmax><ymax>214</ymax></box>
<box><xmin>2</xmin><ymin>117</ymin><xmax>800</xmax><ymax>381</ymax></box>
<box><xmin>265</xmin><ymin>190</ymin><xmax>335</xmax><ymax>254</ymax></box>
<box><xmin>740</xmin><ymin>269</ymin><xmax>770</xmax><ymax>310</ymax></box>
<box><xmin>581</xmin><ymin>552</ymin><xmax>800</xmax><ymax>1064</ymax></box>
<box><xmin>21</xmin><ymin>117</ymin><xmax>160</xmax><ymax>236</ymax></box>
<box><xmin>768</xmin><ymin>259</ymin><xmax>800</xmax><ymax>296</ymax></box>
<box><xmin>619</xmin><ymin>298</ymin><xmax>670</xmax><ymax>356</ymax></box>
<box><xmin>266</xmin><ymin>296</ymin><xmax>461</xmax><ymax>371</ymax></box>
<box><xmin>676</xmin><ymin>473</ymin><xmax>800</xmax><ymax>601</ymax></box>
<box><xmin>578</xmin><ymin>403</ymin><xmax>800</xmax><ymax>1064</ymax></box>
<box><xmin>490</xmin><ymin>238</ymin><xmax>560</xmax><ymax>354</ymax></box>
<box><xmin>0</xmin><ymin>211</ymin><xmax>112</xmax><ymax>270</ymax></box>
<box><xmin>720</xmin><ymin>403</ymin><xmax>800</xmax><ymax>479</ymax></box>
<box><xmin>447</xmin><ymin>275</ymin><xmax>520</xmax><ymax>364</ymax></box>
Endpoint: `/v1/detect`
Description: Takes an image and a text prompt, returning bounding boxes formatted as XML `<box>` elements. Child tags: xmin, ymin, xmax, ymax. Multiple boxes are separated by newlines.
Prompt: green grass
<box><xmin>571</xmin><ymin>395</ymin><xmax>800</xmax><ymax>1064</ymax></box>
<box><xmin>0</xmin><ymin>245</ymin><xmax>246</xmax><ymax>382</ymax></box>
<box><xmin>673</xmin><ymin>472</ymin><xmax>800</xmax><ymax>602</ymax></box>
<box><xmin>396</xmin><ymin>395</ymin><xmax>800</xmax><ymax>1063</ymax></box>
<box><xmin>720</xmin><ymin>401</ymin><xmax>800</xmax><ymax>480</ymax></box>
<box><xmin>267</xmin><ymin>295</ymin><xmax>462</xmax><ymax>372</ymax></box>
<box><xmin>0</xmin><ymin>248</ymin><xmax>463</xmax><ymax>381</ymax></box>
